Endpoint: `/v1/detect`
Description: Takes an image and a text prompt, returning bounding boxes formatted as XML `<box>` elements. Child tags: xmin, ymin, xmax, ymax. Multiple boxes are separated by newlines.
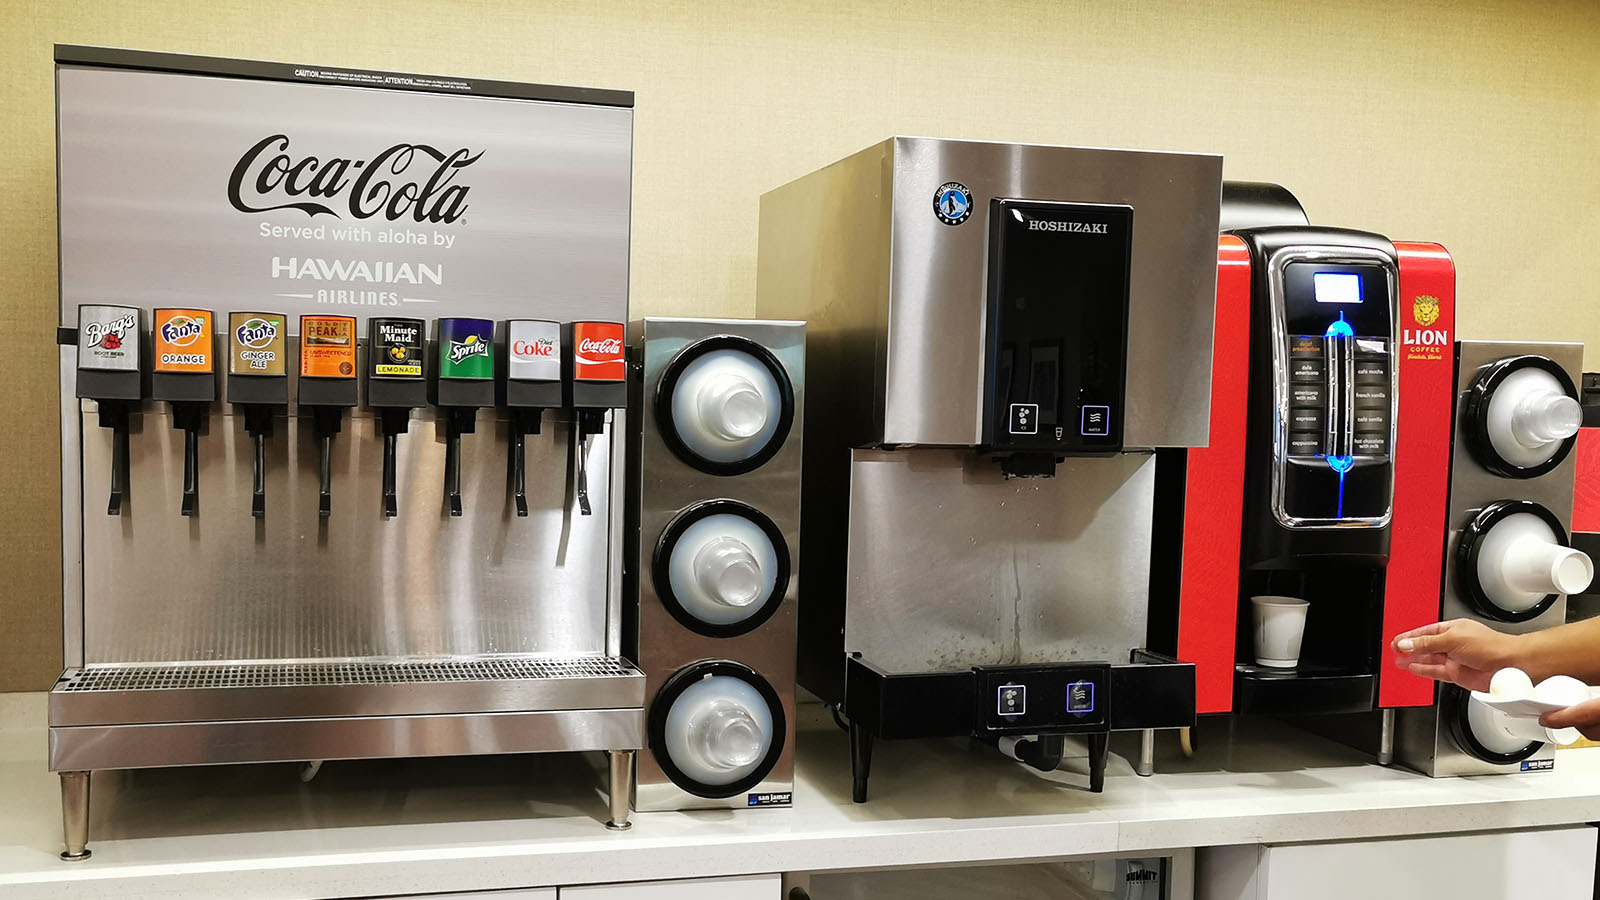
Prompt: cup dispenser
<box><xmin>503</xmin><ymin>319</ymin><xmax>563</xmax><ymax>517</ymax></box>
<box><xmin>565</xmin><ymin>321</ymin><xmax>626</xmax><ymax>516</ymax></box>
<box><xmin>297</xmin><ymin>315</ymin><xmax>358</xmax><ymax>518</ymax></box>
<box><xmin>151</xmin><ymin>308</ymin><xmax>216</xmax><ymax>517</ymax></box>
<box><xmin>431</xmin><ymin>317</ymin><xmax>495</xmax><ymax>517</ymax></box>
<box><xmin>75</xmin><ymin>305</ymin><xmax>143</xmax><ymax>515</ymax></box>
<box><xmin>226</xmin><ymin>312</ymin><xmax>288</xmax><ymax>517</ymax></box>
<box><xmin>365</xmin><ymin>317</ymin><xmax>426</xmax><ymax>517</ymax></box>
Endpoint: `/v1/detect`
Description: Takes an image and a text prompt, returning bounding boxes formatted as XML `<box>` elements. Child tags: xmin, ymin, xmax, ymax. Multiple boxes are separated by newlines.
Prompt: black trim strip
<box><xmin>647</xmin><ymin>659</ymin><xmax>787</xmax><ymax>800</ymax></box>
<box><xmin>54</xmin><ymin>44</ymin><xmax>635</xmax><ymax>108</ymax></box>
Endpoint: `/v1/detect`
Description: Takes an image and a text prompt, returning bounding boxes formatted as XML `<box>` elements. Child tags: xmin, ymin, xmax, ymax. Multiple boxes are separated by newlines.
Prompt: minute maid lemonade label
<box><xmin>153</xmin><ymin>308</ymin><xmax>214</xmax><ymax>373</ymax></box>
<box><xmin>437</xmin><ymin>317</ymin><xmax>494</xmax><ymax>380</ymax></box>
<box><xmin>299</xmin><ymin>315</ymin><xmax>357</xmax><ymax>378</ymax></box>
<box><xmin>369</xmin><ymin>317</ymin><xmax>424</xmax><ymax>379</ymax></box>
<box><xmin>228</xmin><ymin>312</ymin><xmax>286</xmax><ymax>376</ymax></box>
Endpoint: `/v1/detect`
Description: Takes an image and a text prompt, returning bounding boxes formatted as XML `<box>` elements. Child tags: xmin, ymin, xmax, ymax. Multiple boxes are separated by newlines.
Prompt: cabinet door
<box><xmin>561</xmin><ymin>874</ymin><xmax>781</xmax><ymax>899</ymax></box>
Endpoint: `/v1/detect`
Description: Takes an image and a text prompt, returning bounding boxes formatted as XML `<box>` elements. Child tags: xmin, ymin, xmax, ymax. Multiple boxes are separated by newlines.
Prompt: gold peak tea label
<box><xmin>229</xmin><ymin>312</ymin><xmax>286</xmax><ymax>376</ymax></box>
<box><xmin>370</xmin><ymin>317</ymin><xmax>424</xmax><ymax>379</ymax></box>
<box><xmin>299</xmin><ymin>315</ymin><xmax>356</xmax><ymax>378</ymax></box>
<box><xmin>153</xmin><ymin>308</ymin><xmax>215</xmax><ymax>373</ymax></box>
<box><xmin>437</xmin><ymin>317</ymin><xmax>494</xmax><ymax>380</ymax></box>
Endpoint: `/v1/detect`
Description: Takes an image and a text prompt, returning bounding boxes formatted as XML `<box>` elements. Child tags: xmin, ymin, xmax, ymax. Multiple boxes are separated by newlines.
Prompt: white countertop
<box><xmin>2</xmin><ymin>692</ymin><xmax>1599</xmax><ymax>899</ymax></box>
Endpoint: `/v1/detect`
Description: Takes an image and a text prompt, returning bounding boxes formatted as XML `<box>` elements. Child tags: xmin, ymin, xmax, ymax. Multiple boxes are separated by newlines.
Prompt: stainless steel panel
<box><xmin>1395</xmin><ymin>703</ymin><xmax>1557</xmax><ymax>778</ymax></box>
<box><xmin>884</xmin><ymin>138</ymin><xmax>1221</xmax><ymax>448</ymax></box>
<box><xmin>630</xmin><ymin>318</ymin><xmax>803</xmax><ymax>810</ymax></box>
<box><xmin>79</xmin><ymin>401</ymin><xmax>616</xmax><ymax>663</ymax></box>
<box><xmin>842</xmin><ymin>449</ymin><xmax>1156</xmax><ymax>673</ymax></box>
<box><xmin>48</xmin><ymin>707</ymin><xmax>644</xmax><ymax>772</ymax></box>
<box><xmin>59</xmin><ymin>349</ymin><xmax>84</xmax><ymax>670</ymax></box>
<box><xmin>50</xmin><ymin>656</ymin><xmax>644</xmax><ymax>725</ymax></box>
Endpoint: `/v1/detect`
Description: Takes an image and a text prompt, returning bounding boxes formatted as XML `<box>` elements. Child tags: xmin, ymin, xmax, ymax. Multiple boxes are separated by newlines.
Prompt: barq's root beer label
<box><xmin>153</xmin><ymin>308</ymin><xmax>215</xmax><ymax>373</ymax></box>
<box><xmin>370</xmin><ymin>317</ymin><xmax>425</xmax><ymax>378</ymax></box>
<box><xmin>300</xmin><ymin>315</ymin><xmax>357</xmax><ymax>378</ymax></box>
<box><xmin>77</xmin><ymin>304</ymin><xmax>141</xmax><ymax>372</ymax></box>
<box><xmin>572</xmin><ymin>321</ymin><xmax>625</xmax><ymax>382</ymax></box>
<box><xmin>437</xmin><ymin>317</ymin><xmax>494</xmax><ymax>380</ymax></box>
<box><xmin>229</xmin><ymin>312</ymin><xmax>287</xmax><ymax>376</ymax></box>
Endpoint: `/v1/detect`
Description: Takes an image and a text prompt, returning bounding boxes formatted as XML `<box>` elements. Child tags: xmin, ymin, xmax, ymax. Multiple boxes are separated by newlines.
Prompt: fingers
<box><xmin>1394</xmin><ymin>621</ymin><xmax>1449</xmax><ymax>644</ymax></box>
<box><xmin>1403</xmin><ymin>662</ymin><xmax>1452</xmax><ymax>683</ymax></box>
<box><xmin>1540</xmin><ymin>698</ymin><xmax>1600</xmax><ymax>729</ymax></box>
<box><xmin>1393</xmin><ymin>620</ymin><xmax>1467</xmax><ymax>654</ymax></box>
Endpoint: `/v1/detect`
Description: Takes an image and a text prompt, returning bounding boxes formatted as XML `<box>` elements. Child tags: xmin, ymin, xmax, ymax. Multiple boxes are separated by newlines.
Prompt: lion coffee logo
<box><xmin>228</xmin><ymin>134</ymin><xmax>482</xmax><ymax>223</ymax></box>
<box><xmin>153</xmin><ymin>308</ymin><xmax>214</xmax><ymax>374</ymax></box>
<box><xmin>571</xmin><ymin>322</ymin><xmax>625</xmax><ymax>382</ymax></box>
<box><xmin>1413</xmin><ymin>294</ymin><xmax>1441</xmax><ymax>328</ymax></box>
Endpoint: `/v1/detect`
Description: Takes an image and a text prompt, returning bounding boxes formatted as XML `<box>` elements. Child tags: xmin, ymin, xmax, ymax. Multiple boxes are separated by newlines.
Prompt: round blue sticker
<box><xmin>933</xmin><ymin>181</ymin><xmax>973</xmax><ymax>226</ymax></box>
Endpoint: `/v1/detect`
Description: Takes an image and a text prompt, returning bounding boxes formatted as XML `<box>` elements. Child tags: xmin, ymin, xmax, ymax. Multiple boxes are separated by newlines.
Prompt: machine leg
<box><xmin>1088</xmin><ymin>732</ymin><xmax>1109</xmax><ymax>793</ymax></box>
<box><xmin>1378</xmin><ymin>708</ymin><xmax>1396</xmax><ymax>766</ymax></box>
<box><xmin>606</xmin><ymin>749</ymin><xmax>635</xmax><ymax>831</ymax></box>
<box><xmin>849</xmin><ymin>719</ymin><xmax>874</xmax><ymax>804</ymax></box>
<box><xmin>1136</xmin><ymin>728</ymin><xmax>1156</xmax><ymax>777</ymax></box>
<box><xmin>59</xmin><ymin>771</ymin><xmax>91</xmax><ymax>861</ymax></box>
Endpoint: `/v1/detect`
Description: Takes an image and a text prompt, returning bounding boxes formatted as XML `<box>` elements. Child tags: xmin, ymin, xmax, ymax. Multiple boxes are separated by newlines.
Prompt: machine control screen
<box><xmin>981</xmin><ymin>199</ymin><xmax>1131</xmax><ymax>457</ymax></box>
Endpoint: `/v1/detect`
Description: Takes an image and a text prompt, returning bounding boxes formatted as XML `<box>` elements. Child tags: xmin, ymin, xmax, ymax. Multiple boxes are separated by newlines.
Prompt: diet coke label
<box><xmin>507</xmin><ymin>319</ymin><xmax>561</xmax><ymax>382</ymax></box>
<box><xmin>571</xmin><ymin>322</ymin><xmax>625</xmax><ymax>382</ymax></box>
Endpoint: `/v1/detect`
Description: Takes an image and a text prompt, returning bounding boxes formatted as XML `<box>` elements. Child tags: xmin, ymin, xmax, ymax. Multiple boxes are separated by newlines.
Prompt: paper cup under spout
<box><xmin>1251</xmin><ymin>595</ymin><xmax>1309</xmax><ymax>669</ymax></box>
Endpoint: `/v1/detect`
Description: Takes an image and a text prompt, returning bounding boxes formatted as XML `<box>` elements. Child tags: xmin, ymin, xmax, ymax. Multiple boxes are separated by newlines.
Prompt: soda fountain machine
<box><xmin>48</xmin><ymin>46</ymin><xmax>644</xmax><ymax>858</ymax></box>
<box><xmin>1149</xmin><ymin>186</ymin><xmax>1459</xmax><ymax>760</ymax></box>
<box><xmin>756</xmin><ymin>137</ymin><xmax>1212</xmax><ymax>801</ymax></box>
<box><xmin>1396</xmin><ymin>340</ymin><xmax>1592</xmax><ymax>774</ymax></box>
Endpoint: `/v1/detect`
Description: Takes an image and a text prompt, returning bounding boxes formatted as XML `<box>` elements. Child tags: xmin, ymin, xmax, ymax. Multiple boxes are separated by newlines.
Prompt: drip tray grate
<box><xmin>58</xmin><ymin>656</ymin><xmax>639</xmax><ymax>693</ymax></box>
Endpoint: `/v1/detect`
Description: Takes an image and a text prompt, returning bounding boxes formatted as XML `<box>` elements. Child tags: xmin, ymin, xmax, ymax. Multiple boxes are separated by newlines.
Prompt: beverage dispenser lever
<box><xmin>431</xmin><ymin>318</ymin><xmax>495</xmax><ymax>518</ymax></box>
<box><xmin>298</xmin><ymin>315</ymin><xmax>358</xmax><ymax>519</ymax></box>
<box><xmin>75</xmin><ymin>305</ymin><xmax>144</xmax><ymax>516</ymax></box>
<box><xmin>151</xmin><ymin>308</ymin><xmax>217</xmax><ymax>518</ymax></box>
<box><xmin>366</xmin><ymin>318</ymin><xmax>426</xmax><ymax>518</ymax></box>
<box><xmin>227</xmin><ymin>312</ymin><xmax>289</xmax><ymax>518</ymax></box>
<box><xmin>503</xmin><ymin>319</ymin><xmax>562</xmax><ymax>518</ymax></box>
<box><xmin>563</xmin><ymin>322</ymin><xmax>626</xmax><ymax>518</ymax></box>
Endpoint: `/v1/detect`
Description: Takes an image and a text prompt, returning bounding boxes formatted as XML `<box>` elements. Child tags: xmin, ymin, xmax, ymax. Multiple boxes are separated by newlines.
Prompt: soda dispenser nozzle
<box><xmin>75</xmin><ymin>305</ymin><xmax>144</xmax><ymax>516</ymax></box>
<box><xmin>563</xmin><ymin>321</ymin><xmax>627</xmax><ymax>517</ymax></box>
<box><xmin>151</xmin><ymin>308</ymin><xmax>217</xmax><ymax>517</ymax></box>
<box><xmin>298</xmin><ymin>315</ymin><xmax>358</xmax><ymax>519</ymax></box>
<box><xmin>366</xmin><ymin>317</ymin><xmax>427</xmax><ymax>517</ymax></box>
<box><xmin>503</xmin><ymin>319</ymin><xmax>563</xmax><ymax>517</ymax></box>
<box><xmin>431</xmin><ymin>317</ymin><xmax>495</xmax><ymax>518</ymax></box>
<box><xmin>227</xmin><ymin>312</ymin><xmax>289</xmax><ymax>518</ymax></box>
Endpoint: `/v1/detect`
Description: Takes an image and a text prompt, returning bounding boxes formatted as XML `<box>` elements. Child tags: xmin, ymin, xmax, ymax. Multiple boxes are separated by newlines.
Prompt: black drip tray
<box><xmin>1234</xmin><ymin>663</ymin><xmax>1375</xmax><ymax>715</ymax></box>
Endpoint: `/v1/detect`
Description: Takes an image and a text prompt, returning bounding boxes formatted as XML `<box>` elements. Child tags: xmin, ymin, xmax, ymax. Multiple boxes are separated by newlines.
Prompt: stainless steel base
<box><xmin>59</xmin><ymin>771</ymin><xmax>90</xmax><ymax>861</ymax></box>
<box><xmin>607</xmin><ymin>749</ymin><xmax>635</xmax><ymax>830</ymax></box>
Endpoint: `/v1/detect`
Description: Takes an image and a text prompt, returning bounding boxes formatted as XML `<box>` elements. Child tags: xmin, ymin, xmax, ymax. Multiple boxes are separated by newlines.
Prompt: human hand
<box><xmin>1391</xmin><ymin>619</ymin><xmax>1522</xmax><ymax>693</ymax></box>
<box><xmin>1541</xmin><ymin>698</ymin><xmax>1600</xmax><ymax>741</ymax></box>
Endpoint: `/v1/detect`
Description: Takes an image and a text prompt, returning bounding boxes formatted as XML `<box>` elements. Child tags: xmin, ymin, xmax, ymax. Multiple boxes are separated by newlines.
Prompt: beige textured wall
<box><xmin>2</xmin><ymin>0</ymin><xmax>1597</xmax><ymax>689</ymax></box>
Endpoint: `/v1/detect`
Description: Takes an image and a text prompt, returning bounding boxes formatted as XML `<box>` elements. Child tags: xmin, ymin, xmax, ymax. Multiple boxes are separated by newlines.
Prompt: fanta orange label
<box><xmin>153</xmin><ymin>308</ymin><xmax>214</xmax><ymax>373</ymax></box>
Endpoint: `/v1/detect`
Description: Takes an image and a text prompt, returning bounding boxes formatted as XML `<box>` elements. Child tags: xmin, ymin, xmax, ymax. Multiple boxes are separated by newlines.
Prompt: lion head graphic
<box><xmin>1413</xmin><ymin>294</ymin><xmax>1441</xmax><ymax>327</ymax></box>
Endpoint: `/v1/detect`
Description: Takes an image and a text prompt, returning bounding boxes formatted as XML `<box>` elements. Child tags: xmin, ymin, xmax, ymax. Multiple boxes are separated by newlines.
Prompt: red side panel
<box><xmin>1177</xmin><ymin>236</ymin><xmax>1252</xmax><ymax>714</ymax></box>
<box><xmin>1380</xmin><ymin>242</ymin><xmax>1457</xmax><ymax>709</ymax></box>
<box><xmin>1573</xmin><ymin>428</ymin><xmax>1600</xmax><ymax>534</ymax></box>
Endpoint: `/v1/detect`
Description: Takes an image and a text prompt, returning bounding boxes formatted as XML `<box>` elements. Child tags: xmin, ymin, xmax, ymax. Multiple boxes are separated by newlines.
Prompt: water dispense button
<box><xmin>1009</xmin><ymin>403</ymin><xmax>1039</xmax><ymax>435</ymax></box>
<box><xmin>1080</xmin><ymin>405</ymin><xmax>1110</xmax><ymax>437</ymax></box>
<box><xmin>1066</xmin><ymin>681</ymin><xmax>1095</xmax><ymax>714</ymax></box>
<box><xmin>997</xmin><ymin>684</ymin><xmax>1026</xmax><ymax>717</ymax></box>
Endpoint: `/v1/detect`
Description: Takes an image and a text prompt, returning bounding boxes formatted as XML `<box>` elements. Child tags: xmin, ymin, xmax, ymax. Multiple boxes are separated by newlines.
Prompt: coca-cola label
<box><xmin>77</xmin><ymin>304</ymin><xmax>141</xmax><ymax>372</ymax></box>
<box><xmin>228</xmin><ymin>134</ymin><xmax>481</xmax><ymax>224</ymax></box>
<box><xmin>571</xmin><ymin>322</ymin><xmax>625</xmax><ymax>382</ymax></box>
<box><xmin>507</xmin><ymin>319</ymin><xmax>561</xmax><ymax>382</ymax></box>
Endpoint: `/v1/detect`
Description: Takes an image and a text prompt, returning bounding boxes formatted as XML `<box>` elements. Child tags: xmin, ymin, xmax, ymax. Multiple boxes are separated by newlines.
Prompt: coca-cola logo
<box><xmin>513</xmin><ymin>339</ymin><xmax>556</xmax><ymax>358</ymax></box>
<box><xmin>577</xmin><ymin>337</ymin><xmax>623</xmax><ymax>358</ymax></box>
<box><xmin>228</xmin><ymin>134</ymin><xmax>482</xmax><ymax>223</ymax></box>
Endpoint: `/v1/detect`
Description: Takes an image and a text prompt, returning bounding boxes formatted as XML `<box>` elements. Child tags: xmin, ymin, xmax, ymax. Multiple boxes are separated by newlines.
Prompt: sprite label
<box><xmin>437</xmin><ymin>317</ymin><xmax>494</xmax><ymax>380</ymax></box>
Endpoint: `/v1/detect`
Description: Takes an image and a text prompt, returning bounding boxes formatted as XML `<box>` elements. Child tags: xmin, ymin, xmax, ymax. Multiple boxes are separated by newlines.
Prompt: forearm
<box><xmin>1512</xmin><ymin>616</ymin><xmax>1600</xmax><ymax>684</ymax></box>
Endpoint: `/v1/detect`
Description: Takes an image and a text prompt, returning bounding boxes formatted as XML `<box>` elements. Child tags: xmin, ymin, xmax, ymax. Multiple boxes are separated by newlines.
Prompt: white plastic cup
<box><xmin>692</xmin><ymin>536</ymin><xmax>763</xmax><ymax>608</ymax></box>
<box><xmin>696</xmin><ymin>372</ymin><xmax>769</xmax><ymax>441</ymax></box>
<box><xmin>1503</xmin><ymin>537</ymin><xmax>1594</xmax><ymax>597</ymax></box>
<box><xmin>1251</xmin><ymin>595</ymin><xmax>1310</xmax><ymax>669</ymax></box>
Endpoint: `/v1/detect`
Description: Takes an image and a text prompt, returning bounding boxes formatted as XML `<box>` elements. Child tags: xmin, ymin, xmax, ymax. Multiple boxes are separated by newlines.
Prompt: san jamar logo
<box><xmin>1413</xmin><ymin>294</ymin><xmax>1441</xmax><ymax>327</ymax></box>
<box><xmin>228</xmin><ymin>134</ymin><xmax>482</xmax><ymax>223</ymax></box>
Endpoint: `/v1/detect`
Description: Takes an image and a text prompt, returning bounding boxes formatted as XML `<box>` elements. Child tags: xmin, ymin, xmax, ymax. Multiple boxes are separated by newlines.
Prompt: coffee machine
<box><xmin>1149</xmin><ymin>189</ymin><xmax>1457</xmax><ymax>748</ymax></box>
<box><xmin>756</xmin><ymin>137</ymin><xmax>1216</xmax><ymax>801</ymax></box>
<box><xmin>1397</xmin><ymin>341</ymin><xmax>1592</xmax><ymax>775</ymax></box>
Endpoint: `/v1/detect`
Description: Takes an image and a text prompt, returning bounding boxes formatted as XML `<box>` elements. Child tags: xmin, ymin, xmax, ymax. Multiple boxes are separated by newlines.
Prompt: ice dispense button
<box><xmin>998</xmin><ymin>684</ymin><xmax>1026</xmax><ymax>717</ymax></box>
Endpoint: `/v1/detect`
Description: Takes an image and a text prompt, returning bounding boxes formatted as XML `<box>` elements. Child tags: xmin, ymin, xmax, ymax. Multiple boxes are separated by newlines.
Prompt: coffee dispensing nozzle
<box><xmin>75</xmin><ymin>305</ymin><xmax>144</xmax><ymax>516</ymax></box>
<box><xmin>502</xmin><ymin>319</ymin><xmax>563</xmax><ymax>517</ymax></box>
<box><xmin>431</xmin><ymin>317</ymin><xmax>495</xmax><ymax>517</ymax></box>
<box><xmin>151</xmin><ymin>308</ymin><xmax>217</xmax><ymax>517</ymax></box>
<box><xmin>366</xmin><ymin>317</ymin><xmax>427</xmax><ymax>518</ymax></box>
<box><xmin>298</xmin><ymin>315</ymin><xmax>358</xmax><ymax>518</ymax></box>
<box><xmin>563</xmin><ymin>321</ymin><xmax>626</xmax><ymax>516</ymax></box>
<box><xmin>226</xmin><ymin>312</ymin><xmax>289</xmax><ymax>517</ymax></box>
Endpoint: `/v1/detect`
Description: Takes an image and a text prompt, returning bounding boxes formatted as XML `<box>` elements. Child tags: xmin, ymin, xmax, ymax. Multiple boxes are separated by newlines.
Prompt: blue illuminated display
<box><xmin>1314</xmin><ymin>272</ymin><xmax>1363</xmax><ymax>304</ymax></box>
